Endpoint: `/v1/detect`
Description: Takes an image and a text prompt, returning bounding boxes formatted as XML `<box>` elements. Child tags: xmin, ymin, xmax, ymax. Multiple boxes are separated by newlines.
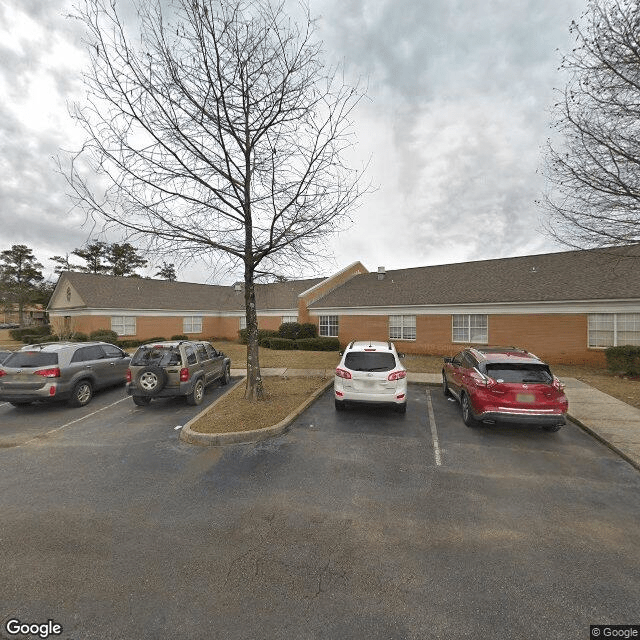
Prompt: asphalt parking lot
<box><xmin>0</xmin><ymin>382</ymin><xmax>639</xmax><ymax>640</ymax></box>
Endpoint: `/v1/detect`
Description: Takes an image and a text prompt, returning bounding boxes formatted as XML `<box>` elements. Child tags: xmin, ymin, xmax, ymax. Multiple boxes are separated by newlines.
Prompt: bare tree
<box><xmin>64</xmin><ymin>0</ymin><xmax>365</xmax><ymax>400</ymax></box>
<box><xmin>540</xmin><ymin>0</ymin><xmax>640</xmax><ymax>248</ymax></box>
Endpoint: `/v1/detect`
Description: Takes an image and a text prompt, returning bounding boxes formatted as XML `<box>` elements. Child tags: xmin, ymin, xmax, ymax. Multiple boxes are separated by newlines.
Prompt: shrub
<box><xmin>145</xmin><ymin>336</ymin><xmax>167</xmax><ymax>343</ymax></box>
<box><xmin>238</xmin><ymin>328</ymin><xmax>279</xmax><ymax>345</ymax></box>
<box><xmin>299</xmin><ymin>323</ymin><xmax>318</xmax><ymax>339</ymax></box>
<box><xmin>89</xmin><ymin>329</ymin><xmax>119</xmax><ymax>343</ymax></box>
<box><xmin>171</xmin><ymin>334</ymin><xmax>189</xmax><ymax>341</ymax></box>
<box><xmin>295</xmin><ymin>337</ymin><xmax>340</xmax><ymax>351</ymax></box>
<box><xmin>117</xmin><ymin>339</ymin><xmax>143</xmax><ymax>349</ymax></box>
<box><xmin>605</xmin><ymin>345</ymin><xmax>640</xmax><ymax>376</ymax></box>
<box><xmin>266</xmin><ymin>337</ymin><xmax>297</xmax><ymax>350</ymax></box>
<box><xmin>10</xmin><ymin>325</ymin><xmax>51</xmax><ymax>341</ymax></box>
<box><xmin>70</xmin><ymin>332</ymin><xmax>89</xmax><ymax>342</ymax></box>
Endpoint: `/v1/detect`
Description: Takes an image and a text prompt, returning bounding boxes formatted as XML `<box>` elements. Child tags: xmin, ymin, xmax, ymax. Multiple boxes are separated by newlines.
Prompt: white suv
<box><xmin>334</xmin><ymin>341</ymin><xmax>407</xmax><ymax>413</ymax></box>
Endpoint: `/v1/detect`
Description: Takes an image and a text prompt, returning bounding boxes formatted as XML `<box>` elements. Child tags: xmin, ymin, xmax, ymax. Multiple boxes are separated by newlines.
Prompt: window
<box><xmin>183</xmin><ymin>316</ymin><xmax>203</xmax><ymax>333</ymax></box>
<box><xmin>282</xmin><ymin>315</ymin><xmax>297</xmax><ymax>324</ymax></box>
<box><xmin>196</xmin><ymin>344</ymin><xmax>208</xmax><ymax>362</ymax></box>
<box><xmin>452</xmin><ymin>314</ymin><xmax>488</xmax><ymax>343</ymax></box>
<box><xmin>111</xmin><ymin>316</ymin><xmax>136</xmax><ymax>336</ymax></box>
<box><xmin>319</xmin><ymin>315</ymin><xmax>339</xmax><ymax>337</ymax></box>
<box><xmin>389</xmin><ymin>315</ymin><xmax>416</xmax><ymax>340</ymax></box>
<box><xmin>239</xmin><ymin>316</ymin><xmax>246</xmax><ymax>330</ymax></box>
<box><xmin>588</xmin><ymin>313</ymin><xmax>640</xmax><ymax>347</ymax></box>
<box><xmin>71</xmin><ymin>345</ymin><xmax>105</xmax><ymax>363</ymax></box>
<box><xmin>184</xmin><ymin>346</ymin><xmax>197</xmax><ymax>365</ymax></box>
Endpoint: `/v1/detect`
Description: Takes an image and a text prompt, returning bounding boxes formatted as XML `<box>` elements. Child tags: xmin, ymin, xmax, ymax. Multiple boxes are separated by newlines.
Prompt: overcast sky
<box><xmin>0</xmin><ymin>0</ymin><xmax>585</xmax><ymax>284</ymax></box>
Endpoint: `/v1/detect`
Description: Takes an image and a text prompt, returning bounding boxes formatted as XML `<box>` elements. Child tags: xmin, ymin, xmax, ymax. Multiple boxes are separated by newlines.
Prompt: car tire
<box><xmin>335</xmin><ymin>399</ymin><xmax>345</xmax><ymax>411</ymax></box>
<box><xmin>442</xmin><ymin>372</ymin><xmax>451</xmax><ymax>397</ymax></box>
<box><xmin>132</xmin><ymin>395</ymin><xmax>152</xmax><ymax>406</ymax></box>
<box><xmin>543</xmin><ymin>424</ymin><xmax>562</xmax><ymax>432</ymax></box>
<box><xmin>221</xmin><ymin>364</ymin><xmax>230</xmax><ymax>386</ymax></box>
<box><xmin>461</xmin><ymin>392</ymin><xmax>479</xmax><ymax>427</ymax></box>
<box><xmin>9</xmin><ymin>401</ymin><xmax>32</xmax><ymax>407</ymax></box>
<box><xmin>186</xmin><ymin>378</ymin><xmax>205</xmax><ymax>406</ymax></box>
<box><xmin>395</xmin><ymin>401</ymin><xmax>407</xmax><ymax>414</ymax></box>
<box><xmin>68</xmin><ymin>380</ymin><xmax>93</xmax><ymax>407</ymax></box>
<box><xmin>136</xmin><ymin>366</ymin><xmax>168</xmax><ymax>396</ymax></box>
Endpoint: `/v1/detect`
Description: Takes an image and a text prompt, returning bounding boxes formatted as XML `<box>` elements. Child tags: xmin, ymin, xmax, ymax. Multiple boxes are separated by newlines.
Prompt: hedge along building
<box><xmin>48</xmin><ymin>247</ymin><xmax>640</xmax><ymax>365</ymax></box>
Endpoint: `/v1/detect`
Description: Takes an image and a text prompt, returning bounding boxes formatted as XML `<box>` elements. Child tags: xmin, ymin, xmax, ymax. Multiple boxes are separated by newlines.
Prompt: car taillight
<box><xmin>335</xmin><ymin>367</ymin><xmax>352</xmax><ymax>379</ymax></box>
<box><xmin>34</xmin><ymin>367</ymin><xmax>61</xmax><ymax>378</ymax></box>
<box><xmin>126</xmin><ymin>369</ymin><xmax>132</xmax><ymax>382</ymax></box>
<box><xmin>470</xmin><ymin>371</ymin><xmax>496</xmax><ymax>388</ymax></box>
<box><xmin>180</xmin><ymin>368</ymin><xmax>190</xmax><ymax>382</ymax></box>
<box><xmin>0</xmin><ymin>370</ymin><xmax>5</xmax><ymax>378</ymax></box>
<box><xmin>387</xmin><ymin>370</ymin><xmax>407</xmax><ymax>381</ymax></box>
<box><xmin>552</xmin><ymin>376</ymin><xmax>565</xmax><ymax>391</ymax></box>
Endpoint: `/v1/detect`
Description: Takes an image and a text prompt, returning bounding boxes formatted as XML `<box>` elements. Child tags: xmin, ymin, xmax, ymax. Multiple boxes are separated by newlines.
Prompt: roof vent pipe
<box><xmin>377</xmin><ymin>266</ymin><xmax>385</xmax><ymax>280</ymax></box>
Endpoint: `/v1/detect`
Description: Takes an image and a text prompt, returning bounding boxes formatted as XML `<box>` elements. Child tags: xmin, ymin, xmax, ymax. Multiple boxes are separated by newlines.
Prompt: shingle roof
<box><xmin>309</xmin><ymin>246</ymin><xmax>640</xmax><ymax>308</ymax></box>
<box><xmin>52</xmin><ymin>272</ymin><xmax>324</xmax><ymax>311</ymax></box>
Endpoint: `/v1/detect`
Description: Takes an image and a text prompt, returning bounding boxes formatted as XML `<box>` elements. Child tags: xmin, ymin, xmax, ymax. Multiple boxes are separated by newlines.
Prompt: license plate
<box><xmin>516</xmin><ymin>393</ymin><xmax>535</xmax><ymax>403</ymax></box>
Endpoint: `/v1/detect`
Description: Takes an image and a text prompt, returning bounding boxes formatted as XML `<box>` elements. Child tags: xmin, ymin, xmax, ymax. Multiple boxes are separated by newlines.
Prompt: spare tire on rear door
<box><xmin>136</xmin><ymin>366</ymin><xmax>168</xmax><ymax>396</ymax></box>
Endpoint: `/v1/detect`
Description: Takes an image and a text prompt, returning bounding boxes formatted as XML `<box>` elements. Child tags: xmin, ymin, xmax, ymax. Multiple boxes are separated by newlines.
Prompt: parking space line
<box><xmin>19</xmin><ymin>396</ymin><xmax>130</xmax><ymax>448</ymax></box>
<box><xmin>425</xmin><ymin>389</ymin><xmax>442</xmax><ymax>466</ymax></box>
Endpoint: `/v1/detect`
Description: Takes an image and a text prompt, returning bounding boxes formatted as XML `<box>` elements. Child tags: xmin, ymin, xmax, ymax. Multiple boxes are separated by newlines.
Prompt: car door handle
<box><xmin>84</xmin><ymin>365</ymin><xmax>92</xmax><ymax>369</ymax></box>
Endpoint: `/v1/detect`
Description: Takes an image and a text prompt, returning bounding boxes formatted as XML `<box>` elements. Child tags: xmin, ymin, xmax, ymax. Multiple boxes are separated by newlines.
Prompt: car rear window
<box><xmin>344</xmin><ymin>352</ymin><xmax>397</xmax><ymax>372</ymax></box>
<box><xmin>131</xmin><ymin>346</ymin><xmax>181</xmax><ymax>367</ymax></box>
<box><xmin>3</xmin><ymin>352</ymin><xmax>59</xmax><ymax>368</ymax></box>
<box><xmin>485</xmin><ymin>363</ymin><xmax>553</xmax><ymax>384</ymax></box>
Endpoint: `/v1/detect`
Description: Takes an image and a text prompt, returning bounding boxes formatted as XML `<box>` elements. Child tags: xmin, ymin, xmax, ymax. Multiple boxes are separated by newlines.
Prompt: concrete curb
<box><xmin>179</xmin><ymin>377</ymin><xmax>333</xmax><ymax>446</ymax></box>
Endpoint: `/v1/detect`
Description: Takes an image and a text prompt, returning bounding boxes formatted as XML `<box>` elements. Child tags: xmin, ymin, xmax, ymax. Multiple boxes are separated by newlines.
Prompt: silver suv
<box><xmin>126</xmin><ymin>340</ymin><xmax>231</xmax><ymax>406</ymax></box>
<box><xmin>0</xmin><ymin>342</ymin><xmax>131</xmax><ymax>408</ymax></box>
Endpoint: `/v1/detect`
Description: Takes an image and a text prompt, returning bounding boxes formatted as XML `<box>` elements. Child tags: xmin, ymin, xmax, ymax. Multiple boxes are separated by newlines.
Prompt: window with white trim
<box><xmin>588</xmin><ymin>313</ymin><xmax>640</xmax><ymax>347</ymax></box>
<box><xmin>111</xmin><ymin>316</ymin><xmax>136</xmax><ymax>336</ymax></box>
<box><xmin>282</xmin><ymin>315</ymin><xmax>297</xmax><ymax>324</ymax></box>
<box><xmin>183</xmin><ymin>316</ymin><xmax>203</xmax><ymax>333</ymax></box>
<box><xmin>239</xmin><ymin>316</ymin><xmax>246</xmax><ymax>330</ymax></box>
<box><xmin>389</xmin><ymin>315</ymin><xmax>416</xmax><ymax>340</ymax></box>
<box><xmin>452</xmin><ymin>314</ymin><xmax>488</xmax><ymax>343</ymax></box>
<box><xmin>319</xmin><ymin>315</ymin><xmax>339</xmax><ymax>337</ymax></box>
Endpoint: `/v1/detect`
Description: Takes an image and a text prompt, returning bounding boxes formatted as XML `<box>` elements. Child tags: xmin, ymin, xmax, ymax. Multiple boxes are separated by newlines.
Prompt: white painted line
<box><xmin>425</xmin><ymin>389</ymin><xmax>442</xmax><ymax>466</ymax></box>
<box><xmin>20</xmin><ymin>396</ymin><xmax>130</xmax><ymax>447</ymax></box>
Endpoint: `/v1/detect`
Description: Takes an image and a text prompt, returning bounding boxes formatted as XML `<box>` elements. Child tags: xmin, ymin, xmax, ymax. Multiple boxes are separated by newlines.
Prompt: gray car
<box><xmin>0</xmin><ymin>342</ymin><xmax>131</xmax><ymax>408</ymax></box>
<box><xmin>126</xmin><ymin>340</ymin><xmax>231</xmax><ymax>406</ymax></box>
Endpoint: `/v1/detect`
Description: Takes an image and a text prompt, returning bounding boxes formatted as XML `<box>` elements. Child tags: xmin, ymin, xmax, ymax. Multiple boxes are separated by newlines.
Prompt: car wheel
<box><xmin>186</xmin><ymin>378</ymin><xmax>205</xmax><ymax>406</ymax></box>
<box><xmin>9</xmin><ymin>401</ymin><xmax>32</xmax><ymax>407</ymax></box>
<box><xmin>221</xmin><ymin>364</ymin><xmax>230</xmax><ymax>386</ymax></box>
<box><xmin>132</xmin><ymin>396</ymin><xmax>152</xmax><ymax>407</ymax></box>
<box><xmin>335</xmin><ymin>399</ymin><xmax>345</xmax><ymax>411</ymax></box>
<box><xmin>395</xmin><ymin>401</ymin><xmax>407</xmax><ymax>414</ymax></box>
<box><xmin>442</xmin><ymin>372</ymin><xmax>451</xmax><ymax>397</ymax></box>
<box><xmin>543</xmin><ymin>424</ymin><xmax>562</xmax><ymax>432</ymax></box>
<box><xmin>461</xmin><ymin>393</ymin><xmax>479</xmax><ymax>427</ymax></box>
<box><xmin>68</xmin><ymin>380</ymin><xmax>93</xmax><ymax>407</ymax></box>
<box><xmin>136</xmin><ymin>366</ymin><xmax>167</xmax><ymax>396</ymax></box>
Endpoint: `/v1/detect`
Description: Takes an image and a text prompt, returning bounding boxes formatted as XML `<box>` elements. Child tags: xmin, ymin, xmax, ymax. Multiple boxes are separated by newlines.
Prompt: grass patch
<box><xmin>192</xmin><ymin>376</ymin><xmax>329</xmax><ymax>434</ymax></box>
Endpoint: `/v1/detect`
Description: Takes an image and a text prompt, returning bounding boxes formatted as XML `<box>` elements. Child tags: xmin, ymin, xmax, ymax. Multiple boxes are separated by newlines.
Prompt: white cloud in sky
<box><xmin>0</xmin><ymin>0</ymin><xmax>585</xmax><ymax>283</ymax></box>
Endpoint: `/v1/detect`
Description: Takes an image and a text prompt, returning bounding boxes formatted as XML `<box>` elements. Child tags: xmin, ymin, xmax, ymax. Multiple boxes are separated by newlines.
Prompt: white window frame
<box><xmin>281</xmin><ymin>315</ymin><xmax>297</xmax><ymax>324</ymax></box>
<box><xmin>389</xmin><ymin>315</ymin><xmax>416</xmax><ymax>341</ymax></box>
<box><xmin>319</xmin><ymin>315</ymin><xmax>339</xmax><ymax>337</ymax></box>
<box><xmin>239</xmin><ymin>316</ymin><xmax>246</xmax><ymax>330</ymax></box>
<box><xmin>588</xmin><ymin>313</ymin><xmax>640</xmax><ymax>348</ymax></box>
<box><xmin>111</xmin><ymin>316</ymin><xmax>136</xmax><ymax>336</ymax></box>
<box><xmin>452</xmin><ymin>314</ymin><xmax>488</xmax><ymax>344</ymax></box>
<box><xmin>183</xmin><ymin>316</ymin><xmax>203</xmax><ymax>334</ymax></box>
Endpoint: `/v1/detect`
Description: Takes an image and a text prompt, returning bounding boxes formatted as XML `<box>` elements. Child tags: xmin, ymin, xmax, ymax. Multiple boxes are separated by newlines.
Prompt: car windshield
<box><xmin>485</xmin><ymin>363</ymin><xmax>553</xmax><ymax>384</ymax></box>
<box><xmin>3</xmin><ymin>352</ymin><xmax>59</xmax><ymax>368</ymax></box>
<box><xmin>131</xmin><ymin>346</ymin><xmax>181</xmax><ymax>367</ymax></box>
<box><xmin>344</xmin><ymin>352</ymin><xmax>396</xmax><ymax>372</ymax></box>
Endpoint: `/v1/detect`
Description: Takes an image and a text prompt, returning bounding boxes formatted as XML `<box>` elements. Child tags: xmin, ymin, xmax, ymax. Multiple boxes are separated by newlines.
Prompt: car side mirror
<box><xmin>398</xmin><ymin>353</ymin><xmax>406</xmax><ymax>359</ymax></box>
<box><xmin>443</xmin><ymin>357</ymin><xmax>453</xmax><ymax>364</ymax></box>
<box><xmin>339</xmin><ymin>350</ymin><xmax>344</xmax><ymax>356</ymax></box>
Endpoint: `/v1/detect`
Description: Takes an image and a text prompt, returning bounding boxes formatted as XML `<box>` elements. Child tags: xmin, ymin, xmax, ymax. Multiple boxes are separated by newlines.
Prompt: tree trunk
<box><xmin>244</xmin><ymin>265</ymin><xmax>264</xmax><ymax>402</ymax></box>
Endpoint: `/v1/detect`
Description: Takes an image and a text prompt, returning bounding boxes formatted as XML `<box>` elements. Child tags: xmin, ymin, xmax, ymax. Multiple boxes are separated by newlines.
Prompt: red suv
<box><xmin>442</xmin><ymin>347</ymin><xmax>568</xmax><ymax>432</ymax></box>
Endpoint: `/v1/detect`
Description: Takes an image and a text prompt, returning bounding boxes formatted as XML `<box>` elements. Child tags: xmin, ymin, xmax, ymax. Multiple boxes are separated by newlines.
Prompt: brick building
<box><xmin>47</xmin><ymin>246</ymin><xmax>640</xmax><ymax>365</ymax></box>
